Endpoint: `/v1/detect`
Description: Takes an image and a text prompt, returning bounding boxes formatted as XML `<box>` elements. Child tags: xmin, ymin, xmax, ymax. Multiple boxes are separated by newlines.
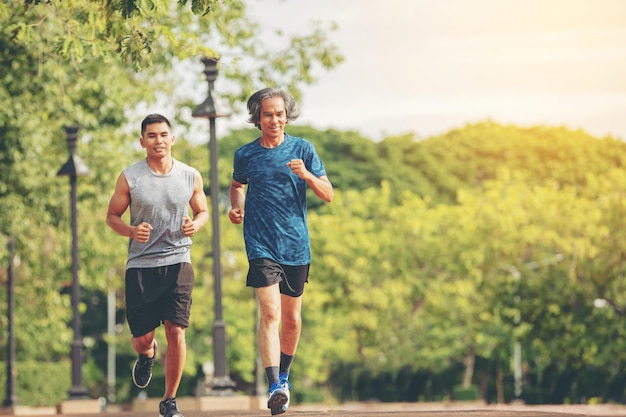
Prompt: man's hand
<box><xmin>132</xmin><ymin>222</ymin><xmax>153</xmax><ymax>243</ymax></box>
<box><xmin>182</xmin><ymin>216</ymin><xmax>197</xmax><ymax>237</ymax></box>
<box><xmin>287</xmin><ymin>159</ymin><xmax>312</xmax><ymax>180</ymax></box>
<box><xmin>228</xmin><ymin>208</ymin><xmax>244</xmax><ymax>225</ymax></box>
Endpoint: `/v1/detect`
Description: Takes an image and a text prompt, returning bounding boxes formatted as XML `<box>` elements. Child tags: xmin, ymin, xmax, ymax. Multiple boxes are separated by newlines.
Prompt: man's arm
<box><xmin>106</xmin><ymin>173</ymin><xmax>132</xmax><ymax>237</ymax></box>
<box><xmin>228</xmin><ymin>179</ymin><xmax>246</xmax><ymax>224</ymax></box>
<box><xmin>183</xmin><ymin>170</ymin><xmax>209</xmax><ymax>236</ymax></box>
<box><xmin>305</xmin><ymin>174</ymin><xmax>334</xmax><ymax>203</ymax></box>
<box><xmin>287</xmin><ymin>159</ymin><xmax>334</xmax><ymax>203</ymax></box>
<box><xmin>106</xmin><ymin>173</ymin><xmax>152</xmax><ymax>242</ymax></box>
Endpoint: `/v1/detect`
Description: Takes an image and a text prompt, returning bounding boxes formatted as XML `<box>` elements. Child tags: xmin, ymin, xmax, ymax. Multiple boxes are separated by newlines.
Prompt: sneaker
<box><xmin>267</xmin><ymin>380</ymin><xmax>290</xmax><ymax>415</ymax></box>
<box><xmin>279</xmin><ymin>376</ymin><xmax>292</xmax><ymax>412</ymax></box>
<box><xmin>159</xmin><ymin>397</ymin><xmax>183</xmax><ymax>417</ymax></box>
<box><xmin>132</xmin><ymin>339</ymin><xmax>157</xmax><ymax>389</ymax></box>
<box><xmin>279</xmin><ymin>374</ymin><xmax>291</xmax><ymax>388</ymax></box>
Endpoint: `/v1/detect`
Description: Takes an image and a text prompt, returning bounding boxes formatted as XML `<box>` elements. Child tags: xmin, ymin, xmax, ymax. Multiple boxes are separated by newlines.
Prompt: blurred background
<box><xmin>1</xmin><ymin>0</ymin><xmax>625</xmax><ymax>410</ymax></box>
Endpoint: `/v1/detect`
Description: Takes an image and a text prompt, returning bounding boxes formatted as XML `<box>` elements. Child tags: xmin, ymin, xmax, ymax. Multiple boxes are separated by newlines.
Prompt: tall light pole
<box><xmin>500</xmin><ymin>264</ymin><xmax>522</xmax><ymax>401</ymax></box>
<box><xmin>57</xmin><ymin>126</ymin><xmax>90</xmax><ymax>400</ymax></box>
<box><xmin>500</xmin><ymin>253</ymin><xmax>563</xmax><ymax>403</ymax></box>
<box><xmin>192</xmin><ymin>56</ymin><xmax>235</xmax><ymax>393</ymax></box>
<box><xmin>3</xmin><ymin>239</ymin><xmax>17</xmax><ymax>407</ymax></box>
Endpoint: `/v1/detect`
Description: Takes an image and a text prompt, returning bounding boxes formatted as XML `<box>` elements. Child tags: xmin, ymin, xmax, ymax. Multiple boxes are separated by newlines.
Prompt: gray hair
<box><xmin>246</xmin><ymin>88</ymin><xmax>300</xmax><ymax>130</ymax></box>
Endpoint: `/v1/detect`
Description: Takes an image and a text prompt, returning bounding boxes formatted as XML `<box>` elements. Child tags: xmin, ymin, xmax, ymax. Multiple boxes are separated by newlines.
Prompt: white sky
<box><xmin>220</xmin><ymin>0</ymin><xmax>626</xmax><ymax>141</ymax></box>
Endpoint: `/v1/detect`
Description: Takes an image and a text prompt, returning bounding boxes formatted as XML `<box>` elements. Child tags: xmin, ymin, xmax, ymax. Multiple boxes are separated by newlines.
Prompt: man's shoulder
<box><xmin>173</xmin><ymin>159</ymin><xmax>198</xmax><ymax>175</ymax></box>
<box><xmin>285</xmin><ymin>134</ymin><xmax>312</xmax><ymax>146</ymax></box>
<box><xmin>234</xmin><ymin>138</ymin><xmax>261</xmax><ymax>156</ymax></box>
<box><xmin>124</xmin><ymin>159</ymin><xmax>147</xmax><ymax>175</ymax></box>
<box><xmin>284</xmin><ymin>134</ymin><xmax>316</xmax><ymax>153</ymax></box>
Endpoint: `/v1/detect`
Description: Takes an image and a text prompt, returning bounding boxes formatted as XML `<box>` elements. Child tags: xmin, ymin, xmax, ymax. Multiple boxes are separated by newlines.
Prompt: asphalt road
<box><xmin>97</xmin><ymin>410</ymin><xmax>626</xmax><ymax>417</ymax></box>
<box><xmin>11</xmin><ymin>402</ymin><xmax>626</xmax><ymax>417</ymax></box>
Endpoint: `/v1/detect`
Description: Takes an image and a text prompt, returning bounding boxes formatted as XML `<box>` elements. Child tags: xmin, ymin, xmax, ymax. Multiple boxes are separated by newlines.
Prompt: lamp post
<box><xmin>3</xmin><ymin>239</ymin><xmax>17</xmax><ymax>407</ymax></box>
<box><xmin>500</xmin><ymin>253</ymin><xmax>563</xmax><ymax>403</ymax></box>
<box><xmin>192</xmin><ymin>56</ymin><xmax>235</xmax><ymax>393</ymax></box>
<box><xmin>499</xmin><ymin>264</ymin><xmax>522</xmax><ymax>401</ymax></box>
<box><xmin>57</xmin><ymin>126</ymin><xmax>90</xmax><ymax>400</ymax></box>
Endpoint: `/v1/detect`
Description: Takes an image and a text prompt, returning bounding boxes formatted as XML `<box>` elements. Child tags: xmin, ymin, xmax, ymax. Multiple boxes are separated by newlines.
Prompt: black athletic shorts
<box><xmin>125</xmin><ymin>262</ymin><xmax>194</xmax><ymax>337</ymax></box>
<box><xmin>246</xmin><ymin>258</ymin><xmax>310</xmax><ymax>297</ymax></box>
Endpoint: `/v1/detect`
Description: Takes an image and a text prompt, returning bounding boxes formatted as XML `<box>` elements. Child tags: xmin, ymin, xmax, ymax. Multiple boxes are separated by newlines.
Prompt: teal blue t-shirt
<box><xmin>232</xmin><ymin>134</ymin><xmax>327</xmax><ymax>265</ymax></box>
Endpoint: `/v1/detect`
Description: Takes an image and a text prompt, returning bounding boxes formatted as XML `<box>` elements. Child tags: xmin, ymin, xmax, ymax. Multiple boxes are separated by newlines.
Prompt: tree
<box><xmin>201</xmin><ymin>123</ymin><xmax>626</xmax><ymax>403</ymax></box>
<box><xmin>0</xmin><ymin>0</ymin><xmax>343</xmax><ymax>400</ymax></box>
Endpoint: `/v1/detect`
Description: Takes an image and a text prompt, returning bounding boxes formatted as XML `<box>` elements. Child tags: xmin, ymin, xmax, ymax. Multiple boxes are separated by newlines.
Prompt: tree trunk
<box><xmin>463</xmin><ymin>351</ymin><xmax>475</xmax><ymax>388</ymax></box>
<box><xmin>496</xmin><ymin>355</ymin><xmax>504</xmax><ymax>404</ymax></box>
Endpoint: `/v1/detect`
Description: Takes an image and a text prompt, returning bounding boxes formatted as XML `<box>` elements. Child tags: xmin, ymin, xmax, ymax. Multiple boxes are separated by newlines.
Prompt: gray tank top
<box><xmin>124</xmin><ymin>158</ymin><xmax>198</xmax><ymax>269</ymax></box>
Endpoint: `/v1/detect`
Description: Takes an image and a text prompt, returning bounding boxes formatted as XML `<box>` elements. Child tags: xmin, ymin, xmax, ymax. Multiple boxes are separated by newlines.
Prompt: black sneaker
<box><xmin>132</xmin><ymin>339</ymin><xmax>157</xmax><ymax>389</ymax></box>
<box><xmin>159</xmin><ymin>397</ymin><xmax>183</xmax><ymax>417</ymax></box>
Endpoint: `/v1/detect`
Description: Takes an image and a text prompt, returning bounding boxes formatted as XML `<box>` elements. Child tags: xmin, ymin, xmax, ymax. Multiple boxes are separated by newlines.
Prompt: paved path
<box><xmin>7</xmin><ymin>402</ymin><xmax>626</xmax><ymax>417</ymax></box>
<box><xmin>162</xmin><ymin>407</ymin><xmax>626</xmax><ymax>417</ymax></box>
<box><xmin>86</xmin><ymin>411</ymin><xmax>626</xmax><ymax>417</ymax></box>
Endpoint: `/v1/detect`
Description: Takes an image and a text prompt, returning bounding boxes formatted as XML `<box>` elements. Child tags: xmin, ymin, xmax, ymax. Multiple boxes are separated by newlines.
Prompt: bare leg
<box><xmin>280</xmin><ymin>294</ymin><xmax>303</xmax><ymax>356</ymax></box>
<box><xmin>256</xmin><ymin>284</ymin><xmax>282</xmax><ymax>368</ymax></box>
<box><xmin>163</xmin><ymin>320</ymin><xmax>186</xmax><ymax>399</ymax></box>
<box><xmin>131</xmin><ymin>330</ymin><xmax>156</xmax><ymax>356</ymax></box>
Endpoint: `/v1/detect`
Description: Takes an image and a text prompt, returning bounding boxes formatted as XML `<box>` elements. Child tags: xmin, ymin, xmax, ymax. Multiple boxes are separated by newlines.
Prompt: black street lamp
<box><xmin>3</xmin><ymin>239</ymin><xmax>17</xmax><ymax>408</ymax></box>
<box><xmin>57</xmin><ymin>126</ymin><xmax>90</xmax><ymax>400</ymax></box>
<box><xmin>192</xmin><ymin>56</ymin><xmax>235</xmax><ymax>393</ymax></box>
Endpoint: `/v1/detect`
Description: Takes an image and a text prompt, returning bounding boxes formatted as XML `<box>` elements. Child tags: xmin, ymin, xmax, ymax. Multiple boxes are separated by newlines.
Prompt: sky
<box><xmin>215</xmin><ymin>0</ymin><xmax>626</xmax><ymax>142</ymax></box>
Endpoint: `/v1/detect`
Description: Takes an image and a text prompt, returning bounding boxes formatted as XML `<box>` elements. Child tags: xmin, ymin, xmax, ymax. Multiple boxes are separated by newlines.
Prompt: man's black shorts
<box><xmin>246</xmin><ymin>258</ymin><xmax>310</xmax><ymax>297</ymax></box>
<box><xmin>125</xmin><ymin>262</ymin><xmax>194</xmax><ymax>337</ymax></box>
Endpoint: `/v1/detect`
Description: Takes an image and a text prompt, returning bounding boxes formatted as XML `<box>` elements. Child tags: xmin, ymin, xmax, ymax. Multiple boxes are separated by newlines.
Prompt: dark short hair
<box><xmin>246</xmin><ymin>88</ymin><xmax>299</xmax><ymax>130</ymax></box>
<box><xmin>141</xmin><ymin>114</ymin><xmax>171</xmax><ymax>134</ymax></box>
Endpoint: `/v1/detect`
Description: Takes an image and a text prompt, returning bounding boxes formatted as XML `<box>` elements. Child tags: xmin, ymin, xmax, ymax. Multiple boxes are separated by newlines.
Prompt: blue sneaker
<box><xmin>267</xmin><ymin>380</ymin><xmax>290</xmax><ymax>415</ymax></box>
<box><xmin>279</xmin><ymin>376</ymin><xmax>291</xmax><ymax>412</ymax></box>
<box><xmin>280</xmin><ymin>375</ymin><xmax>292</xmax><ymax>391</ymax></box>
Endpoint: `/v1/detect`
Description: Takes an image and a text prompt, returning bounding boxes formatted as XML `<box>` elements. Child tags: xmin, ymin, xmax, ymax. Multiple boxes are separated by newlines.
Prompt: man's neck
<box><xmin>259</xmin><ymin>133</ymin><xmax>285</xmax><ymax>149</ymax></box>
<box><xmin>146</xmin><ymin>155</ymin><xmax>174</xmax><ymax>175</ymax></box>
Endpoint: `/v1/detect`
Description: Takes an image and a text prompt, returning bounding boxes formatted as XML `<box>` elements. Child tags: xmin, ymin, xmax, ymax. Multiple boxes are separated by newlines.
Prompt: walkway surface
<box><xmin>10</xmin><ymin>402</ymin><xmax>626</xmax><ymax>417</ymax></box>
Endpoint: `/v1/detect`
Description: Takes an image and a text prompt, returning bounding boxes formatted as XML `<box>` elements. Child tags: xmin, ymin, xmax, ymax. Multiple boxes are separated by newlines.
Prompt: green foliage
<box><xmin>4</xmin><ymin>115</ymin><xmax>626</xmax><ymax>405</ymax></box>
<box><xmin>378</xmin><ymin>122</ymin><xmax>626</xmax><ymax>204</ymax></box>
<box><xmin>0</xmin><ymin>0</ymin><xmax>342</xmax><ymax>390</ymax></box>
<box><xmin>2</xmin><ymin>0</ymin><xmax>626</xmax><ymax>404</ymax></box>
<box><xmin>0</xmin><ymin>361</ymin><xmax>70</xmax><ymax>407</ymax></box>
<box><xmin>453</xmin><ymin>385</ymin><xmax>480</xmax><ymax>401</ymax></box>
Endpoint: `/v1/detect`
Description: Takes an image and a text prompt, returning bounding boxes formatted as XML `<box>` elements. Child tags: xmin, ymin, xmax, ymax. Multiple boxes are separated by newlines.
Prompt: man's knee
<box><xmin>281</xmin><ymin>310</ymin><xmax>301</xmax><ymax>330</ymax></box>
<box><xmin>164</xmin><ymin>321</ymin><xmax>186</xmax><ymax>341</ymax></box>
<box><xmin>132</xmin><ymin>332</ymin><xmax>155</xmax><ymax>353</ymax></box>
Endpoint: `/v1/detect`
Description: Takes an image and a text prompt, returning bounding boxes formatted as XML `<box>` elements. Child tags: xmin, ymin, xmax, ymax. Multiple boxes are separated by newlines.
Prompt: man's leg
<box><xmin>163</xmin><ymin>320</ymin><xmax>186</xmax><ymax>399</ymax></box>
<box><xmin>256</xmin><ymin>284</ymin><xmax>282</xmax><ymax>371</ymax></box>
<box><xmin>131</xmin><ymin>330</ymin><xmax>157</xmax><ymax>389</ymax></box>
<box><xmin>277</xmin><ymin>263</ymin><xmax>307</xmax><ymax>378</ymax></box>
<box><xmin>275</xmin><ymin>294</ymin><xmax>301</xmax><ymax>414</ymax></box>
<box><xmin>257</xmin><ymin>285</ymin><xmax>292</xmax><ymax>415</ymax></box>
<box><xmin>132</xmin><ymin>330</ymin><xmax>157</xmax><ymax>356</ymax></box>
<box><xmin>279</xmin><ymin>294</ymin><xmax>302</xmax><ymax>359</ymax></box>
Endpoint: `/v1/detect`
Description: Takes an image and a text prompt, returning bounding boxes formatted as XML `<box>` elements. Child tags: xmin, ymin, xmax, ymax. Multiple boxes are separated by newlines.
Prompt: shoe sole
<box><xmin>268</xmin><ymin>390</ymin><xmax>288</xmax><ymax>415</ymax></box>
<box><xmin>132</xmin><ymin>340</ymin><xmax>157</xmax><ymax>388</ymax></box>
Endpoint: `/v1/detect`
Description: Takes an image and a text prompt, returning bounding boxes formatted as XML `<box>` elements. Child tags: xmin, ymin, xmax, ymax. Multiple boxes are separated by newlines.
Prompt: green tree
<box><xmin>0</xmin><ymin>0</ymin><xmax>342</xmax><ymax>402</ymax></box>
<box><xmin>376</xmin><ymin>122</ymin><xmax>626</xmax><ymax>205</ymax></box>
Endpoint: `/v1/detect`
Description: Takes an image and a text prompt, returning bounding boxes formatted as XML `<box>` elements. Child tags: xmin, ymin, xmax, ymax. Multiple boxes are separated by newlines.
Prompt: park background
<box><xmin>1</xmin><ymin>0</ymin><xmax>626</xmax><ymax>410</ymax></box>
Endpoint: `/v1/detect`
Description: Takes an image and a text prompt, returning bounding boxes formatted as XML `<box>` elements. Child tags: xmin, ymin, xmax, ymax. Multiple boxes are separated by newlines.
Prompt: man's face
<box><xmin>259</xmin><ymin>96</ymin><xmax>287</xmax><ymax>139</ymax></box>
<box><xmin>140</xmin><ymin>122</ymin><xmax>174</xmax><ymax>157</ymax></box>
